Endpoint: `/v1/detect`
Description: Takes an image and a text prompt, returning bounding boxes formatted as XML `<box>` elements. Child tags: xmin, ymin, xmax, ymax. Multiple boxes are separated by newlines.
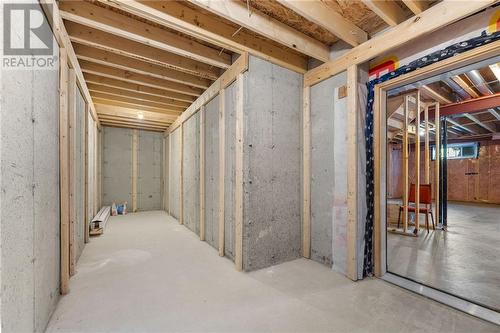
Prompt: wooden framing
<box><xmin>68</xmin><ymin>68</ymin><xmax>77</xmax><ymax>277</ymax></box>
<box><xmin>276</xmin><ymin>0</ymin><xmax>367</xmax><ymax>47</ymax></box>
<box><xmin>59</xmin><ymin>48</ymin><xmax>70</xmax><ymax>295</ymax></box>
<box><xmin>218</xmin><ymin>89</ymin><xmax>226</xmax><ymax>257</ymax></box>
<box><xmin>402</xmin><ymin>96</ymin><xmax>409</xmax><ymax>232</ymax></box>
<box><xmin>304</xmin><ymin>1</ymin><xmax>495</xmax><ymax>87</ymax></box>
<box><xmin>168</xmin><ymin>132</ymin><xmax>172</xmax><ymax>215</ymax></box>
<box><xmin>302</xmin><ymin>86</ymin><xmax>311</xmax><ymax>259</ymax></box>
<box><xmin>132</xmin><ymin>129</ymin><xmax>138</xmax><ymax>212</ymax></box>
<box><xmin>234</xmin><ymin>73</ymin><xmax>244</xmax><ymax>271</ymax></box>
<box><xmin>90</xmin><ymin>92</ymin><xmax>185</xmax><ymax>113</ymax></box>
<box><xmin>403</xmin><ymin>0</ymin><xmax>430</xmax><ymax>15</ymax></box>
<box><xmin>361</xmin><ymin>0</ymin><xmax>406</xmax><ymax>26</ymax></box>
<box><xmin>199</xmin><ymin>106</ymin><xmax>206</xmax><ymax>241</ymax></box>
<box><xmin>59</xmin><ymin>1</ymin><xmax>232</xmax><ymax>69</ymax></box>
<box><xmin>434</xmin><ymin>103</ymin><xmax>441</xmax><ymax>230</ymax></box>
<box><xmin>415</xmin><ymin>91</ymin><xmax>421</xmax><ymax>233</ymax></box>
<box><xmin>84</xmin><ymin>103</ymin><xmax>90</xmax><ymax>243</ymax></box>
<box><xmin>373</xmin><ymin>40</ymin><xmax>500</xmax><ymax>277</ymax></box>
<box><xmin>179</xmin><ymin>123</ymin><xmax>184</xmax><ymax>225</ymax></box>
<box><xmin>93</xmin><ymin>99</ymin><xmax>181</xmax><ymax>117</ymax></box>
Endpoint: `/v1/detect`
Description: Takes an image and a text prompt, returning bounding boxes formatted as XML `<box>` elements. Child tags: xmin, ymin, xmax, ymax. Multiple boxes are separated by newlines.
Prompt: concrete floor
<box><xmin>46</xmin><ymin>211</ymin><xmax>499</xmax><ymax>332</ymax></box>
<box><xmin>388</xmin><ymin>202</ymin><xmax>500</xmax><ymax>312</ymax></box>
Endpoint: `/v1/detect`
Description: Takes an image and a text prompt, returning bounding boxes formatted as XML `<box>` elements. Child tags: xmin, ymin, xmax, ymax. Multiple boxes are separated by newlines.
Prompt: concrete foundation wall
<box><xmin>243</xmin><ymin>56</ymin><xmax>302</xmax><ymax>271</ymax></box>
<box><xmin>102</xmin><ymin>127</ymin><xmax>133</xmax><ymax>206</ymax></box>
<box><xmin>0</xmin><ymin>4</ymin><xmax>60</xmax><ymax>331</ymax></box>
<box><xmin>204</xmin><ymin>96</ymin><xmax>220</xmax><ymax>250</ymax></box>
<box><xmin>75</xmin><ymin>88</ymin><xmax>85</xmax><ymax>260</ymax></box>
<box><xmin>163</xmin><ymin>135</ymin><xmax>169</xmax><ymax>211</ymax></box>
<box><xmin>138</xmin><ymin>131</ymin><xmax>163</xmax><ymax>211</ymax></box>
<box><xmin>183</xmin><ymin>113</ymin><xmax>200</xmax><ymax>234</ymax></box>
<box><xmin>170</xmin><ymin>127</ymin><xmax>181</xmax><ymax>219</ymax></box>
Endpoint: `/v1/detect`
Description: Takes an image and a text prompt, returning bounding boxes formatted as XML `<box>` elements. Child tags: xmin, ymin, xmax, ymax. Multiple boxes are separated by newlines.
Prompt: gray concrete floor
<box><xmin>46</xmin><ymin>211</ymin><xmax>499</xmax><ymax>332</ymax></box>
<box><xmin>388</xmin><ymin>202</ymin><xmax>500</xmax><ymax>312</ymax></box>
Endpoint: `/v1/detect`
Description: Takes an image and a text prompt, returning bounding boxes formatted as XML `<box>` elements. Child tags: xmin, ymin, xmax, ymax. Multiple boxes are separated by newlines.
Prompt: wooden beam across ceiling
<box><xmin>65</xmin><ymin>21</ymin><xmax>220</xmax><ymax>80</ymax></box>
<box><xmin>90</xmin><ymin>91</ymin><xmax>186</xmax><ymax>113</ymax></box>
<box><xmin>275</xmin><ymin>0</ymin><xmax>367</xmax><ymax>47</ymax></box>
<box><xmin>101</xmin><ymin>122</ymin><xmax>166</xmax><ymax>132</ymax></box>
<box><xmin>74</xmin><ymin>43</ymin><xmax>212</xmax><ymax>89</ymax></box>
<box><xmin>187</xmin><ymin>0</ymin><xmax>330</xmax><ymax>61</ymax></box>
<box><xmin>361</xmin><ymin>0</ymin><xmax>407</xmax><ymax>26</ymax></box>
<box><xmin>92</xmin><ymin>98</ymin><xmax>182</xmax><ymax>116</ymax></box>
<box><xmin>102</xmin><ymin>0</ymin><xmax>308</xmax><ymax>73</ymax></box>
<box><xmin>83</xmin><ymin>73</ymin><xmax>196</xmax><ymax>103</ymax></box>
<box><xmin>402</xmin><ymin>0</ymin><xmax>430</xmax><ymax>15</ymax></box>
<box><xmin>80</xmin><ymin>60</ymin><xmax>203</xmax><ymax>97</ymax></box>
<box><xmin>98</xmin><ymin>114</ymin><xmax>172</xmax><ymax>125</ymax></box>
<box><xmin>96</xmin><ymin>103</ymin><xmax>177</xmax><ymax>122</ymax></box>
<box><xmin>59</xmin><ymin>1</ymin><xmax>232</xmax><ymax>68</ymax></box>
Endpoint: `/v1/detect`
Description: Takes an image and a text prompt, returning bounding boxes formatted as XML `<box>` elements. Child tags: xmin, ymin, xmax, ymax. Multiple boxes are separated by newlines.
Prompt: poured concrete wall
<box><xmin>204</xmin><ymin>96</ymin><xmax>220</xmax><ymax>250</ymax></box>
<box><xmin>0</xmin><ymin>5</ymin><xmax>60</xmax><ymax>331</ymax></box>
<box><xmin>102</xmin><ymin>127</ymin><xmax>133</xmax><ymax>206</ymax></box>
<box><xmin>138</xmin><ymin>131</ymin><xmax>163</xmax><ymax>211</ymax></box>
<box><xmin>75</xmin><ymin>88</ymin><xmax>86</xmax><ymax>260</ymax></box>
<box><xmin>163</xmin><ymin>135</ymin><xmax>169</xmax><ymax>211</ymax></box>
<box><xmin>183</xmin><ymin>113</ymin><xmax>200</xmax><ymax>234</ymax></box>
<box><xmin>243</xmin><ymin>56</ymin><xmax>302</xmax><ymax>271</ymax></box>
<box><xmin>170</xmin><ymin>127</ymin><xmax>181</xmax><ymax>219</ymax></box>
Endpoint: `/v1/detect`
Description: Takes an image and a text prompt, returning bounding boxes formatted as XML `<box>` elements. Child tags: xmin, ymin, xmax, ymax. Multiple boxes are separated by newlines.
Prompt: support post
<box><xmin>302</xmin><ymin>86</ymin><xmax>311</xmax><ymax>259</ymax></box>
<box><xmin>415</xmin><ymin>91</ymin><xmax>421</xmax><ymax>233</ymax></box>
<box><xmin>68</xmin><ymin>68</ymin><xmax>76</xmax><ymax>277</ymax></box>
<box><xmin>199</xmin><ymin>106</ymin><xmax>206</xmax><ymax>240</ymax></box>
<box><xmin>132</xmin><ymin>129</ymin><xmax>138</xmax><ymax>212</ymax></box>
<box><xmin>180</xmin><ymin>123</ymin><xmax>184</xmax><ymax>224</ymax></box>
<box><xmin>424</xmin><ymin>105</ymin><xmax>430</xmax><ymax>184</ymax></box>
<box><xmin>168</xmin><ymin>132</ymin><xmax>172</xmax><ymax>215</ymax></box>
<box><xmin>346</xmin><ymin>65</ymin><xmax>358</xmax><ymax>280</ymax></box>
<box><xmin>59</xmin><ymin>48</ymin><xmax>70</xmax><ymax>295</ymax></box>
<box><xmin>402</xmin><ymin>96</ymin><xmax>409</xmax><ymax>233</ymax></box>
<box><xmin>235</xmin><ymin>73</ymin><xmax>244</xmax><ymax>271</ymax></box>
<box><xmin>218</xmin><ymin>89</ymin><xmax>225</xmax><ymax>256</ymax></box>
<box><xmin>435</xmin><ymin>103</ymin><xmax>440</xmax><ymax>228</ymax></box>
<box><xmin>84</xmin><ymin>104</ymin><xmax>89</xmax><ymax>243</ymax></box>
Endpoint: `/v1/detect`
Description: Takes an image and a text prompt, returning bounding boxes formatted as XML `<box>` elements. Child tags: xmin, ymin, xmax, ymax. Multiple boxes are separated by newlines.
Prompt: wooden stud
<box><xmin>346</xmin><ymin>65</ymin><xmax>358</xmax><ymax>280</ymax></box>
<box><xmin>424</xmin><ymin>105</ymin><xmax>430</xmax><ymax>184</ymax></box>
<box><xmin>59</xmin><ymin>48</ymin><xmax>70</xmax><ymax>295</ymax></box>
<box><xmin>415</xmin><ymin>91</ymin><xmax>421</xmax><ymax>233</ymax></box>
<box><xmin>199</xmin><ymin>106</ymin><xmax>206</xmax><ymax>241</ymax></box>
<box><xmin>361</xmin><ymin>0</ymin><xmax>406</xmax><ymax>26</ymax></box>
<box><xmin>84</xmin><ymin>103</ymin><xmax>90</xmax><ymax>243</ymax></box>
<box><xmin>218</xmin><ymin>89</ymin><xmax>225</xmax><ymax>257</ymax></box>
<box><xmin>234</xmin><ymin>73</ymin><xmax>244</xmax><ymax>271</ymax></box>
<box><xmin>168</xmin><ymin>132</ymin><xmax>172</xmax><ymax>216</ymax></box>
<box><xmin>403</xmin><ymin>96</ymin><xmax>409</xmax><ymax>233</ymax></box>
<box><xmin>302</xmin><ymin>86</ymin><xmax>311</xmax><ymax>259</ymax></box>
<box><xmin>373</xmin><ymin>85</ymin><xmax>384</xmax><ymax>277</ymax></box>
<box><xmin>90</xmin><ymin>91</ymin><xmax>185</xmax><ymax>113</ymax></box>
<box><xmin>435</xmin><ymin>103</ymin><xmax>440</xmax><ymax>227</ymax></box>
<box><xmin>68</xmin><ymin>68</ymin><xmax>76</xmax><ymax>277</ymax></box>
<box><xmin>403</xmin><ymin>0</ymin><xmax>429</xmax><ymax>15</ymax></box>
<box><xmin>132</xmin><ymin>129</ymin><xmax>138</xmax><ymax>212</ymax></box>
<box><xmin>180</xmin><ymin>123</ymin><xmax>184</xmax><ymax>224</ymax></box>
<box><xmin>93</xmin><ymin>99</ymin><xmax>181</xmax><ymax>117</ymax></box>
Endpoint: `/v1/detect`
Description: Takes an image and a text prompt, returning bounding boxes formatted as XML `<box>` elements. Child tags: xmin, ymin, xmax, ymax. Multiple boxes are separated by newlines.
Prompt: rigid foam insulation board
<box><xmin>102</xmin><ymin>126</ymin><xmax>133</xmax><ymax>206</ymax></box>
<box><xmin>169</xmin><ymin>127</ymin><xmax>181</xmax><ymax>219</ymax></box>
<box><xmin>224</xmin><ymin>81</ymin><xmax>237</xmax><ymax>260</ymax></box>
<box><xmin>182</xmin><ymin>112</ymin><xmax>200</xmax><ymax>234</ymax></box>
<box><xmin>0</xmin><ymin>6</ymin><xmax>60</xmax><ymax>330</ymax></box>
<box><xmin>311</xmin><ymin>72</ymin><xmax>347</xmax><ymax>273</ymax></box>
<box><xmin>75</xmin><ymin>87</ymin><xmax>85</xmax><ymax>260</ymax></box>
<box><xmin>138</xmin><ymin>130</ymin><xmax>163</xmax><ymax>211</ymax></box>
<box><xmin>243</xmin><ymin>56</ymin><xmax>302</xmax><ymax>271</ymax></box>
<box><xmin>204</xmin><ymin>95</ymin><xmax>220</xmax><ymax>250</ymax></box>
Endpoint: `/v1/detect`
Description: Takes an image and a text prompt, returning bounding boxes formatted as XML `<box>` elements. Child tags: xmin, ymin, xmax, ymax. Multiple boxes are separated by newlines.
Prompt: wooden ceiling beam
<box><xmin>92</xmin><ymin>98</ymin><xmax>182</xmax><ymax>116</ymax></box>
<box><xmin>188</xmin><ymin>0</ymin><xmax>329</xmax><ymax>61</ymax></box>
<box><xmin>87</xmin><ymin>83</ymin><xmax>191</xmax><ymax>109</ymax></box>
<box><xmin>100</xmin><ymin>122</ymin><xmax>166</xmax><ymax>132</ymax></box>
<box><xmin>96</xmin><ymin>104</ymin><xmax>177</xmax><ymax>122</ymax></box>
<box><xmin>99</xmin><ymin>116</ymin><xmax>171</xmax><ymax>126</ymax></box>
<box><xmin>65</xmin><ymin>21</ymin><xmax>220</xmax><ymax>80</ymax></box>
<box><xmin>59</xmin><ymin>1</ymin><xmax>231</xmax><ymax>69</ymax></box>
<box><xmin>91</xmin><ymin>92</ymin><xmax>184</xmax><ymax>114</ymax></box>
<box><xmin>420</xmin><ymin>85</ymin><xmax>453</xmax><ymax>104</ymax></box>
<box><xmin>103</xmin><ymin>0</ymin><xmax>308</xmax><ymax>73</ymax></box>
<box><xmin>80</xmin><ymin>60</ymin><xmax>203</xmax><ymax>97</ymax></box>
<box><xmin>451</xmin><ymin>75</ymin><xmax>480</xmax><ymax>98</ymax></box>
<box><xmin>84</xmin><ymin>73</ymin><xmax>196</xmax><ymax>103</ymax></box>
<box><xmin>402</xmin><ymin>0</ymin><xmax>430</xmax><ymax>15</ymax></box>
<box><xmin>275</xmin><ymin>0</ymin><xmax>367</xmax><ymax>47</ymax></box>
<box><xmin>74</xmin><ymin>43</ymin><xmax>211</xmax><ymax>89</ymax></box>
<box><xmin>361</xmin><ymin>0</ymin><xmax>407</xmax><ymax>26</ymax></box>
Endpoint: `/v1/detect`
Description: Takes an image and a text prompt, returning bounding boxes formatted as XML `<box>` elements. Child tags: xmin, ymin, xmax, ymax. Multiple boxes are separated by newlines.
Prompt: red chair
<box><xmin>398</xmin><ymin>184</ymin><xmax>435</xmax><ymax>232</ymax></box>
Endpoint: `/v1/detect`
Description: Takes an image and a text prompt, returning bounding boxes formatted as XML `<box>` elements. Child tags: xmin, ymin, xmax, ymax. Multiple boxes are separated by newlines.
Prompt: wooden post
<box><xmin>168</xmin><ymin>132</ymin><xmax>172</xmax><ymax>215</ymax></box>
<box><xmin>68</xmin><ymin>68</ymin><xmax>76</xmax><ymax>277</ymax></box>
<box><xmin>218</xmin><ymin>89</ymin><xmax>225</xmax><ymax>256</ymax></box>
<box><xmin>235</xmin><ymin>74</ymin><xmax>244</xmax><ymax>271</ymax></box>
<box><xmin>59</xmin><ymin>48</ymin><xmax>70</xmax><ymax>295</ymax></box>
<box><xmin>415</xmin><ymin>91</ymin><xmax>421</xmax><ymax>233</ymax></box>
<box><xmin>199</xmin><ymin>106</ymin><xmax>206</xmax><ymax>240</ymax></box>
<box><xmin>302</xmin><ymin>86</ymin><xmax>311</xmax><ymax>259</ymax></box>
<box><xmin>424</xmin><ymin>105</ymin><xmax>430</xmax><ymax>184</ymax></box>
<box><xmin>84</xmin><ymin>104</ymin><xmax>89</xmax><ymax>243</ymax></box>
<box><xmin>180</xmin><ymin>123</ymin><xmax>184</xmax><ymax>224</ymax></box>
<box><xmin>132</xmin><ymin>129</ymin><xmax>138</xmax><ymax>212</ymax></box>
<box><xmin>346</xmin><ymin>65</ymin><xmax>358</xmax><ymax>280</ymax></box>
<box><xmin>435</xmin><ymin>103</ymin><xmax>440</xmax><ymax>227</ymax></box>
<box><xmin>402</xmin><ymin>96</ymin><xmax>409</xmax><ymax>232</ymax></box>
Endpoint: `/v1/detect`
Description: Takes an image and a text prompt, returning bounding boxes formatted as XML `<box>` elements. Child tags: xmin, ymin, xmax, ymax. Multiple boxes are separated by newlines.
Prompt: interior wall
<box><xmin>137</xmin><ymin>130</ymin><xmax>163</xmax><ymax>211</ymax></box>
<box><xmin>87</xmin><ymin>113</ymin><xmax>96</xmax><ymax>221</ymax></box>
<box><xmin>163</xmin><ymin>135</ymin><xmax>169</xmax><ymax>212</ymax></box>
<box><xmin>183</xmin><ymin>113</ymin><xmax>200</xmax><ymax>234</ymax></box>
<box><xmin>243</xmin><ymin>56</ymin><xmax>302</xmax><ymax>271</ymax></box>
<box><xmin>169</xmin><ymin>127</ymin><xmax>181</xmax><ymax>219</ymax></box>
<box><xmin>0</xmin><ymin>5</ymin><xmax>60</xmax><ymax>331</ymax></box>
<box><xmin>204</xmin><ymin>95</ymin><xmax>220</xmax><ymax>250</ymax></box>
<box><xmin>74</xmin><ymin>88</ymin><xmax>85</xmax><ymax>260</ymax></box>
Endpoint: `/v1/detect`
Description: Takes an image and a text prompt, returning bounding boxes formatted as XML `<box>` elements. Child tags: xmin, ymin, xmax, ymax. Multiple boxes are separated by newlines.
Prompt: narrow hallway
<box><xmin>46</xmin><ymin>211</ymin><xmax>497</xmax><ymax>332</ymax></box>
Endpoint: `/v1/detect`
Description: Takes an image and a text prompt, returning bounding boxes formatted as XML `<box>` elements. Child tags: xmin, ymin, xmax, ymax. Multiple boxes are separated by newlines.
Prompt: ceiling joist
<box><xmin>93</xmin><ymin>98</ymin><xmax>182</xmax><ymax>116</ymax></box>
<box><xmin>90</xmin><ymin>91</ymin><xmax>186</xmax><ymax>113</ymax></box>
<box><xmin>402</xmin><ymin>0</ymin><xmax>430</xmax><ymax>15</ymax></box>
<box><xmin>361</xmin><ymin>0</ymin><xmax>407</xmax><ymax>27</ymax></box>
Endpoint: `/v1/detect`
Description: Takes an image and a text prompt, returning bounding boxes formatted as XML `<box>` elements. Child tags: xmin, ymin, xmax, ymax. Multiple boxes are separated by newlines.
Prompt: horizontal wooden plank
<box><xmin>101</xmin><ymin>122</ymin><xmax>166</xmax><ymax>132</ymax></box>
<box><xmin>90</xmin><ymin>91</ymin><xmax>186</xmax><ymax>112</ymax></box>
<box><xmin>96</xmin><ymin>103</ymin><xmax>177</xmax><ymax>122</ymax></box>
<box><xmin>92</xmin><ymin>98</ymin><xmax>182</xmax><ymax>116</ymax></box>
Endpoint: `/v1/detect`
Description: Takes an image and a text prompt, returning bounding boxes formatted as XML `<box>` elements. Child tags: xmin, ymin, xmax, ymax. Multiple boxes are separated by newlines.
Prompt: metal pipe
<box><xmin>467</xmin><ymin>70</ymin><xmax>494</xmax><ymax>96</ymax></box>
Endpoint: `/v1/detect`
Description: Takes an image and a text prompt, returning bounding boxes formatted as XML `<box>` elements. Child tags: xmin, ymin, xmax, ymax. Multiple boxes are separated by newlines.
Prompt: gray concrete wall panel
<box><xmin>182</xmin><ymin>112</ymin><xmax>200</xmax><ymax>234</ymax></box>
<box><xmin>138</xmin><ymin>131</ymin><xmax>163</xmax><ymax>211</ymax></box>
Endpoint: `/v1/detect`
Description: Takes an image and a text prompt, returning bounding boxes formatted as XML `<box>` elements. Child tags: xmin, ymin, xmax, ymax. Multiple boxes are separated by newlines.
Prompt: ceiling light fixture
<box><xmin>137</xmin><ymin>113</ymin><xmax>144</xmax><ymax>120</ymax></box>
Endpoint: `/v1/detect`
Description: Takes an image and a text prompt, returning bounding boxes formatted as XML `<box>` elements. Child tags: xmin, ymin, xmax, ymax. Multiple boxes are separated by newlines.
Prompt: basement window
<box><xmin>431</xmin><ymin>142</ymin><xmax>479</xmax><ymax>160</ymax></box>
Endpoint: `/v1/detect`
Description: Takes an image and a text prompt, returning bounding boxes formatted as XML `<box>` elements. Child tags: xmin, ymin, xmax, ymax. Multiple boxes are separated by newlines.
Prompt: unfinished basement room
<box><xmin>1</xmin><ymin>0</ymin><xmax>499</xmax><ymax>332</ymax></box>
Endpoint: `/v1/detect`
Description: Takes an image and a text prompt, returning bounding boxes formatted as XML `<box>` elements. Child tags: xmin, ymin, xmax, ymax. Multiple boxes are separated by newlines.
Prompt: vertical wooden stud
<box><xmin>132</xmin><ymin>129</ymin><xmax>138</xmax><ymax>212</ymax></box>
<box><xmin>415</xmin><ymin>91</ymin><xmax>421</xmax><ymax>233</ymax></box>
<box><xmin>84</xmin><ymin>104</ymin><xmax>89</xmax><ymax>243</ymax></box>
<box><xmin>346</xmin><ymin>65</ymin><xmax>358</xmax><ymax>280</ymax></box>
<box><xmin>424</xmin><ymin>105</ymin><xmax>430</xmax><ymax>184</ymax></box>
<box><xmin>435</xmin><ymin>103</ymin><xmax>440</xmax><ymax>227</ymax></box>
<box><xmin>218</xmin><ymin>89</ymin><xmax>225</xmax><ymax>257</ymax></box>
<box><xmin>59</xmin><ymin>48</ymin><xmax>70</xmax><ymax>295</ymax></box>
<box><xmin>180</xmin><ymin>123</ymin><xmax>184</xmax><ymax>224</ymax></box>
<box><xmin>168</xmin><ymin>132</ymin><xmax>172</xmax><ymax>215</ymax></box>
<box><xmin>68</xmin><ymin>68</ymin><xmax>76</xmax><ymax>277</ymax></box>
<box><xmin>373</xmin><ymin>86</ymin><xmax>385</xmax><ymax>277</ymax></box>
<box><xmin>302</xmin><ymin>86</ymin><xmax>311</xmax><ymax>259</ymax></box>
<box><xmin>235</xmin><ymin>74</ymin><xmax>244</xmax><ymax>271</ymax></box>
<box><xmin>200</xmin><ymin>106</ymin><xmax>206</xmax><ymax>240</ymax></box>
<box><xmin>403</xmin><ymin>96</ymin><xmax>409</xmax><ymax>232</ymax></box>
